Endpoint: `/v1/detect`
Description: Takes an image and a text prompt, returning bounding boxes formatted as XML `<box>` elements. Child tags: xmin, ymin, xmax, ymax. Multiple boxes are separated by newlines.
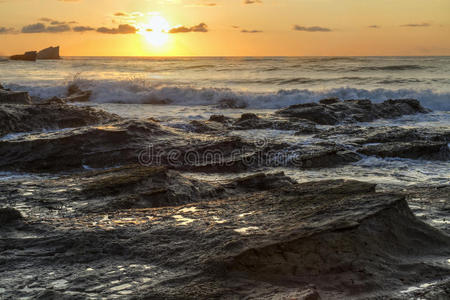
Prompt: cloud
<box><xmin>168</xmin><ymin>22</ymin><xmax>208</xmax><ymax>33</ymax></box>
<box><xmin>21</xmin><ymin>23</ymin><xmax>46</xmax><ymax>33</ymax></box>
<box><xmin>73</xmin><ymin>26</ymin><xmax>95</xmax><ymax>32</ymax></box>
<box><xmin>114</xmin><ymin>12</ymin><xmax>128</xmax><ymax>17</ymax></box>
<box><xmin>22</xmin><ymin>22</ymin><xmax>71</xmax><ymax>33</ymax></box>
<box><xmin>0</xmin><ymin>27</ymin><xmax>15</xmax><ymax>34</ymax></box>
<box><xmin>39</xmin><ymin>18</ymin><xmax>54</xmax><ymax>22</ymax></box>
<box><xmin>241</xmin><ymin>29</ymin><xmax>262</xmax><ymax>33</ymax></box>
<box><xmin>50</xmin><ymin>20</ymin><xmax>68</xmax><ymax>26</ymax></box>
<box><xmin>401</xmin><ymin>23</ymin><xmax>430</xmax><ymax>27</ymax></box>
<box><xmin>293</xmin><ymin>25</ymin><xmax>331</xmax><ymax>32</ymax></box>
<box><xmin>186</xmin><ymin>2</ymin><xmax>217</xmax><ymax>7</ymax></box>
<box><xmin>244</xmin><ymin>0</ymin><xmax>262</xmax><ymax>4</ymax></box>
<box><xmin>46</xmin><ymin>24</ymin><xmax>71</xmax><ymax>32</ymax></box>
<box><xmin>96</xmin><ymin>24</ymin><xmax>137</xmax><ymax>34</ymax></box>
<box><xmin>368</xmin><ymin>25</ymin><xmax>380</xmax><ymax>29</ymax></box>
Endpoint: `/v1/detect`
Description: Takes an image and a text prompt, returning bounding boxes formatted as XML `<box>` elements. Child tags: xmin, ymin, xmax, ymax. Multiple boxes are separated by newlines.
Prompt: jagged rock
<box><xmin>67</xmin><ymin>84</ymin><xmax>82</xmax><ymax>96</ymax></box>
<box><xmin>224</xmin><ymin>172</ymin><xmax>296</xmax><ymax>191</ymax></box>
<box><xmin>209</xmin><ymin>114</ymin><xmax>231</xmax><ymax>123</ymax></box>
<box><xmin>80</xmin><ymin>165</ymin><xmax>224</xmax><ymax>211</ymax></box>
<box><xmin>319</xmin><ymin>97</ymin><xmax>340</xmax><ymax>105</ymax></box>
<box><xmin>10</xmin><ymin>51</ymin><xmax>37</xmax><ymax>61</ymax></box>
<box><xmin>360</xmin><ymin>141</ymin><xmax>450</xmax><ymax>160</ymax></box>
<box><xmin>40</xmin><ymin>96</ymin><xmax>66</xmax><ymax>105</ymax></box>
<box><xmin>0</xmin><ymin>104</ymin><xmax>121</xmax><ymax>137</ymax></box>
<box><xmin>249</xmin><ymin>143</ymin><xmax>361</xmax><ymax>169</ymax></box>
<box><xmin>0</xmin><ymin>89</ymin><xmax>32</xmax><ymax>104</ymax></box>
<box><xmin>217</xmin><ymin>98</ymin><xmax>247</xmax><ymax>109</ymax></box>
<box><xmin>0</xmin><ymin>119</ymin><xmax>250</xmax><ymax>172</ymax></box>
<box><xmin>0</xmin><ymin>119</ymin><xmax>171</xmax><ymax>171</ymax></box>
<box><xmin>66</xmin><ymin>83</ymin><xmax>92</xmax><ymax>102</ymax></box>
<box><xmin>64</xmin><ymin>91</ymin><xmax>91</xmax><ymax>102</ymax></box>
<box><xmin>0</xmin><ymin>207</ymin><xmax>22</xmax><ymax>225</ymax></box>
<box><xmin>277</xmin><ymin>99</ymin><xmax>429</xmax><ymax>125</ymax></box>
<box><xmin>37</xmin><ymin>46</ymin><xmax>60</xmax><ymax>59</ymax></box>
<box><xmin>190</xmin><ymin>120</ymin><xmax>228</xmax><ymax>133</ymax></box>
<box><xmin>1</xmin><ymin>180</ymin><xmax>449</xmax><ymax>299</ymax></box>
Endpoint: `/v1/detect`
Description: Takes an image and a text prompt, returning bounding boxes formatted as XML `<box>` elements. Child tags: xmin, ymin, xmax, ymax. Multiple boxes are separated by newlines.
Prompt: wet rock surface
<box><xmin>0</xmin><ymin>103</ymin><xmax>121</xmax><ymax>137</ymax></box>
<box><xmin>276</xmin><ymin>99</ymin><xmax>429</xmax><ymax>125</ymax></box>
<box><xmin>0</xmin><ymin>89</ymin><xmax>32</xmax><ymax>105</ymax></box>
<box><xmin>0</xmin><ymin>179</ymin><xmax>448</xmax><ymax>299</ymax></box>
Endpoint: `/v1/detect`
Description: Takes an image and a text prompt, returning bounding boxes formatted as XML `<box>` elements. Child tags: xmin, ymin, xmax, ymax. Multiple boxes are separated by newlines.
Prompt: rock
<box><xmin>225</xmin><ymin>172</ymin><xmax>296</xmax><ymax>191</ymax></box>
<box><xmin>294</xmin><ymin>125</ymin><xmax>321</xmax><ymax>135</ymax></box>
<box><xmin>360</xmin><ymin>141</ymin><xmax>450</xmax><ymax>160</ymax></box>
<box><xmin>189</xmin><ymin>120</ymin><xmax>228</xmax><ymax>133</ymax></box>
<box><xmin>0</xmin><ymin>119</ymin><xmax>250</xmax><ymax>172</ymax></box>
<box><xmin>37</xmin><ymin>46</ymin><xmax>60</xmax><ymax>60</ymax></box>
<box><xmin>319</xmin><ymin>97</ymin><xmax>340</xmax><ymax>105</ymax></box>
<box><xmin>277</xmin><ymin>99</ymin><xmax>429</xmax><ymax>125</ymax></box>
<box><xmin>0</xmin><ymin>89</ymin><xmax>32</xmax><ymax>104</ymax></box>
<box><xmin>80</xmin><ymin>165</ymin><xmax>224</xmax><ymax>211</ymax></box>
<box><xmin>209</xmin><ymin>114</ymin><xmax>231</xmax><ymax>123</ymax></box>
<box><xmin>1</xmin><ymin>179</ymin><xmax>449</xmax><ymax>299</ymax></box>
<box><xmin>64</xmin><ymin>91</ymin><xmax>91</xmax><ymax>102</ymax></box>
<box><xmin>40</xmin><ymin>96</ymin><xmax>66</xmax><ymax>105</ymax></box>
<box><xmin>217</xmin><ymin>98</ymin><xmax>247</xmax><ymax>109</ymax></box>
<box><xmin>67</xmin><ymin>84</ymin><xmax>82</xmax><ymax>96</ymax></box>
<box><xmin>10</xmin><ymin>51</ymin><xmax>37</xmax><ymax>61</ymax></box>
<box><xmin>66</xmin><ymin>83</ymin><xmax>92</xmax><ymax>102</ymax></box>
<box><xmin>0</xmin><ymin>103</ymin><xmax>121</xmax><ymax>137</ymax></box>
<box><xmin>0</xmin><ymin>207</ymin><xmax>22</xmax><ymax>225</ymax></box>
<box><xmin>144</xmin><ymin>97</ymin><xmax>172</xmax><ymax>105</ymax></box>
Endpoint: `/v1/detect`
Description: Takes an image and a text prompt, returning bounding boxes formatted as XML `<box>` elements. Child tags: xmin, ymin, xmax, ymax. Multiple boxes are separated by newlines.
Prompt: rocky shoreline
<box><xmin>0</xmin><ymin>85</ymin><xmax>449</xmax><ymax>299</ymax></box>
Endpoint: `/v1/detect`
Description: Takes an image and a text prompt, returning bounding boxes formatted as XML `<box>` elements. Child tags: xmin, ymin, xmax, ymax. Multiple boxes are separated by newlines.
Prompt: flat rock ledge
<box><xmin>0</xmin><ymin>179</ymin><xmax>448</xmax><ymax>299</ymax></box>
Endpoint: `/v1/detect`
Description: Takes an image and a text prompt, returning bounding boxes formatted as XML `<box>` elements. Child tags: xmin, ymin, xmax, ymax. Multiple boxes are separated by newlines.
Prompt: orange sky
<box><xmin>0</xmin><ymin>0</ymin><xmax>449</xmax><ymax>56</ymax></box>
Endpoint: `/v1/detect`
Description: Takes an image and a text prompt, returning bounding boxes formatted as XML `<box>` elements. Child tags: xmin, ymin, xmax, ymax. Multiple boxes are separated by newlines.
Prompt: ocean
<box><xmin>0</xmin><ymin>56</ymin><xmax>449</xmax><ymax>187</ymax></box>
<box><xmin>1</xmin><ymin>56</ymin><xmax>450</xmax><ymax>110</ymax></box>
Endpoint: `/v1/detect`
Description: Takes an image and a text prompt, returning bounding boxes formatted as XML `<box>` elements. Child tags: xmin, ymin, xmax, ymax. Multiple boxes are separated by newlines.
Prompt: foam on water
<box><xmin>1</xmin><ymin>56</ymin><xmax>449</xmax><ymax>110</ymax></box>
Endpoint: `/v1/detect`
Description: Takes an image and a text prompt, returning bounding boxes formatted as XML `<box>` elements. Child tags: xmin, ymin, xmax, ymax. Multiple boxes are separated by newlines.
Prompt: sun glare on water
<box><xmin>138</xmin><ymin>15</ymin><xmax>170</xmax><ymax>47</ymax></box>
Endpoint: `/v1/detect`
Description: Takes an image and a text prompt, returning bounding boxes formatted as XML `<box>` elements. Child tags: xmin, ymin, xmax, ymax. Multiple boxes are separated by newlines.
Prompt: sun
<box><xmin>138</xmin><ymin>15</ymin><xmax>170</xmax><ymax>47</ymax></box>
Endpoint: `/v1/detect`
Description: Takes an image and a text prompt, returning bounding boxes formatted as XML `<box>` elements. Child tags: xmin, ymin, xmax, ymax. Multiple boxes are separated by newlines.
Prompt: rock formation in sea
<box><xmin>37</xmin><ymin>46</ymin><xmax>60</xmax><ymax>59</ymax></box>
<box><xmin>10</xmin><ymin>51</ymin><xmax>37</xmax><ymax>61</ymax></box>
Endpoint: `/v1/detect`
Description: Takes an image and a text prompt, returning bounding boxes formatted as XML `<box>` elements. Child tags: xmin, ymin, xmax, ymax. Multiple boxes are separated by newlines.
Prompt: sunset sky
<box><xmin>0</xmin><ymin>0</ymin><xmax>449</xmax><ymax>56</ymax></box>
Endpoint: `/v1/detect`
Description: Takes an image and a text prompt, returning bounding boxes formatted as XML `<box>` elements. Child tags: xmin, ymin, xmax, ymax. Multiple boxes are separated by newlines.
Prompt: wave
<box><xmin>6</xmin><ymin>80</ymin><xmax>450</xmax><ymax>111</ymax></box>
<box><xmin>352</xmin><ymin>65</ymin><xmax>428</xmax><ymax>71</ymax></box>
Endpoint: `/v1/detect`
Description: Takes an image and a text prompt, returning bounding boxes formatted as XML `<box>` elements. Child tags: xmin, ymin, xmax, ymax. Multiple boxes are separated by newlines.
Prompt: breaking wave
<box><xmin>6</xmin><ymin>80</ymin><xmax>450</xmax><ymax>111</ymax></box>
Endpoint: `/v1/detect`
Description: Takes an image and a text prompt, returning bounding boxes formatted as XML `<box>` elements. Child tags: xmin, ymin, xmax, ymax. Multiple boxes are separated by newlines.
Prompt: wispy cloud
<box><xmin>368</xmin><ymin>25</ymin><xmax>380</xmax><ymax>29</ymax></box>
<box><xmin>293</xmin><ymin>25</ymin><xmax>331</xmax><ymax>32</ymax></box>
<box><xmin>244</xmin><ymin>0</ymin><xmax>262</xmax><ymax>4</ymax></box>
<box><xmin>401</xmin><ymin>23</ymin><xmax>430</xmax><ymax>27</ymax></box>
<box><xmin>241</xmin><ymin>29</ymin><xmax>263</xmax><ymax>33</ymax></box>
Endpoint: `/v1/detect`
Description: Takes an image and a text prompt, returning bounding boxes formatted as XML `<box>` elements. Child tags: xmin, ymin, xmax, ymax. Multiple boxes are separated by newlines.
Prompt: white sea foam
<box><xmin>6</xmin><ymin>80</ymin><xmax>450</xmax><ymax>111</ymax></box>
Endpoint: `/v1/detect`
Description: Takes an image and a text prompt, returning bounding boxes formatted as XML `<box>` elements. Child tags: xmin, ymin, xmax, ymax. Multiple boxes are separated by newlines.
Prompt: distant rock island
<box><xmin>10</xmin><ymin>46</ymin><xmax>60</xmax><ymax>61</ymax></box>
